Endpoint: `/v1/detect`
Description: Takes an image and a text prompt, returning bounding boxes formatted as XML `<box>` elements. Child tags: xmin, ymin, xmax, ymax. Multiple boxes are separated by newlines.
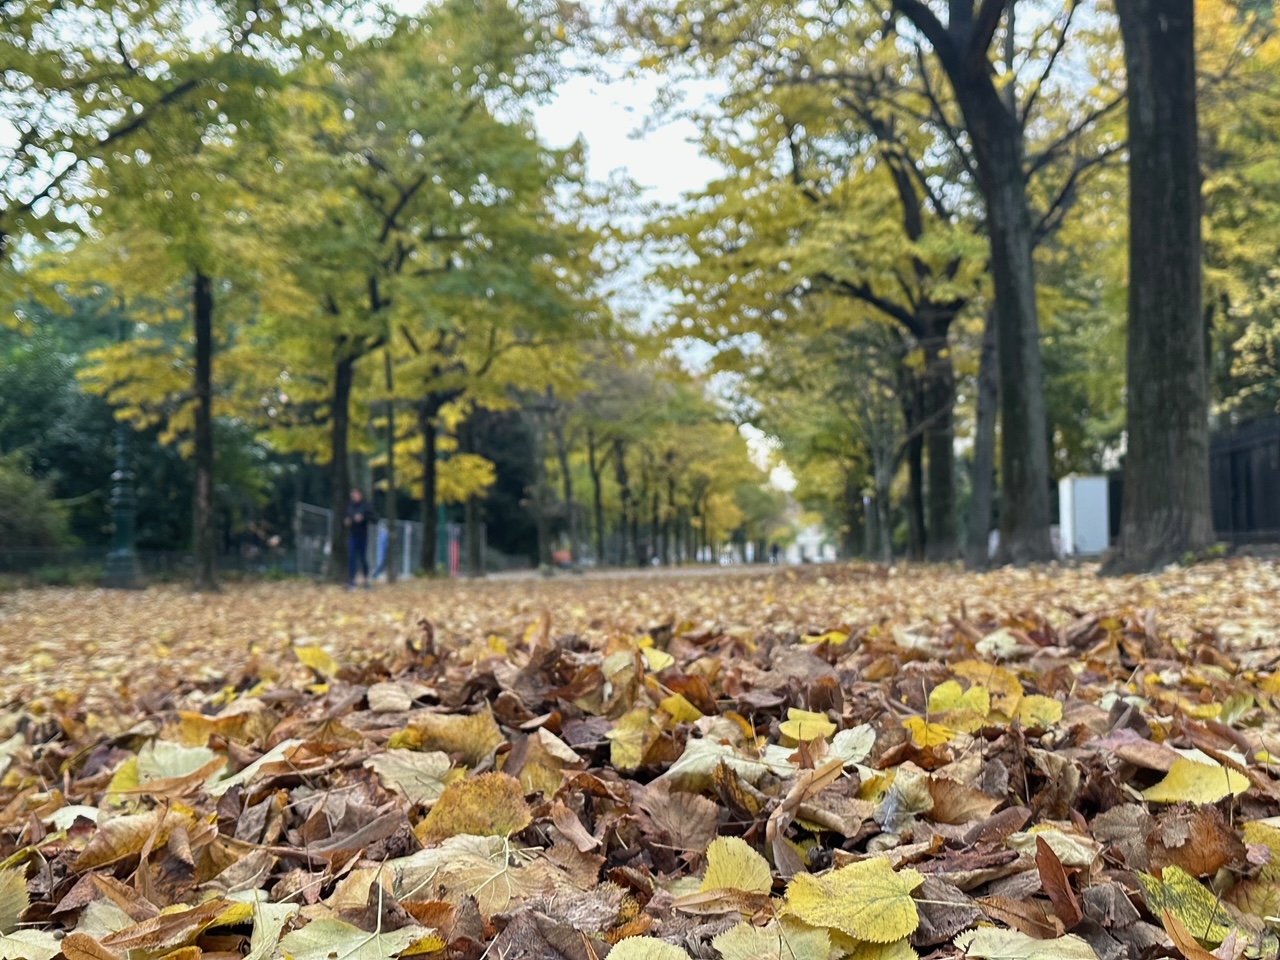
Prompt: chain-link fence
<box><xmin>293</xmin><ymin>502</ymin><xmax>470</xmax><ymax>579</ymax></box>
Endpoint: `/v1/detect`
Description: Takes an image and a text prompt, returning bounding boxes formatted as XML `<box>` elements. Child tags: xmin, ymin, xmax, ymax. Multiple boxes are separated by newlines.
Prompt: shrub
<box><xmin>0</xmin><ymin>452</ymin><xmax>72</xmax><ymax>548</ymax></box>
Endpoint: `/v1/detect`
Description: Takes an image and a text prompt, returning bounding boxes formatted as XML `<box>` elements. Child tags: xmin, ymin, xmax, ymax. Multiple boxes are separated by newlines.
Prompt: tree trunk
<box><xmin>891</xmin><ymin>0</ymin><xmax>1055</xmax><ymax>564</ymax></box>
<box><xmin>664</xmin><ymin>473</ymin><xmax>676</xmax><ymax>565</ymax></box>
<box><xmin>462</xmin><ymin>418</ymin><xmax>483</xmax><ymax>577</ymax></box>
<box><xmin>951</xmin><ymin>81</ymin><xmax>1054</xmax><ymax>564</ymax></box>
<box><xmin>651</xmin><ymin>488</ymin><xmax>660</xmax><ymax>564</ymax></box>
<box><xmin>383</xmin><ymin>348</ymin><xmax>397</xmax><ymax>583</ymax></box>
<box><xmin>966</xmin><ymin>307</ymin><xmax>1000</xmax><ymax>570</ymax></box>
<box><xmin>192</xmin><ymin>270</ymin><xmax>218</xmax><ymax>592</ymax></box>
<box><xmin>419</xmin><ymin>402</ymin><xmax>439</xmax><ymax>574</ymax></box>
<box><xmin>921</xmin><ymin>312</ymin><xmax>958</xmax><ymax>559</ymax></box>
<box><xmin>552</xmin><ymin>423</ymin><xmax>577</xmax><ymax>565</ymax></box>
<box><xmin>587</xmin><ymin>429</ymin><xmax>605</xmax><ymax>565</ymax></box>
<box><xmin>613</xmin><ymin>439</ymin><xmax>631</xmax><ymax>565</ymax></box>
<box><xmin>329</xmin><ymin>352</ymin><xmax>354</xmax><ymax>583</ymax></box>
<box><xmin>1106</xmin><ymin>0</ymin><xmax>1213</xmax><ymax>572</ymax></box>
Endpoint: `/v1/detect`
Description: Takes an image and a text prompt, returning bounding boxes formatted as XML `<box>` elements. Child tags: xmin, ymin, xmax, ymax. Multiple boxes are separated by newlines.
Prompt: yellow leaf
<box><xmin>842</xmin><ymin>938</ymin><xmax>919</xmax><ymax>960</ymax></box>
<box><xmin>642</xmin><ymin>647</ymin><xmax>675</xmax><ymax>672</ymax></box>
<box><xmin>954</xmin><ymin>929</ymin><xmax>1099</xmax><ymax>959</ymax></box>
<box><xmin>928</xmin><ymin>681</ymin><xmax>989</xmax><ymax>733</ymax></box>
<box><xmin>712</xmin><ymin>918</ymin><xmax>831</xmax><ymax>960</ymax></box>
<box><xmin>390</xmin><ymin>710</ymin><xmax>504</xmax><ymax>766</ymax></box>
<box><xmin>780</xmin><ymin>709</ymin><xmax>837</xmax><ymax>742</ymax></box>
<box><xmin>514</xmin><ymin>728</ymin><xmax>581</xmax><ymax>797</ymax></box>
<box><xmin>1142</xmin><ymin>757</ymin><xmax>1250</xmax><ymax>804</ymax></box>
<box><xmin>293</xmin><ymin>645</ymin><xmax>340</xmax><ymax>678</ymax></box>
<box><xmin>608</xmin><ymin>937</ymin><xmax>691</xmax><ymax>960</ymax></box>
<box><xmin>952</xmin><ymin>661</ymin><xmax>1022</xmax><ymax>713</ymax></box>
<box><xmin>659</xmin><ymin>693</ymin><xmax>703</xmax><ymax>724</ymax></box>
<box><xmin>0</xmin><ymin>867</ymin><xmax>28</xmax><ymax>934</ymax></box>
<box><xmin>278</xmin><ymin>919</ymin><xmax>440</xmax><ymax>960</ymax></box>
<box><xmin>784</xmin><ymin>857</ymin><xmax>924</xmax><ymax>943</ymax></box>
<box><xmin>701</xmin><ymin>836</ymin><xmax>773</xmax><ymax>895</ymax></box>
<box><xmin>802</xmin><ymin>630</ymin><xmax>850</xmax><ymax>646</ymax></box>
<box><xmin>607</xmin><ymin>707</ymin><xmax>660</xmax><ymax>773</ymax></box>
<box><xmin>902</xmin><ymin>717</ymin><xmax>955</xmax><ymax>748</ymax></box>
<box><xmin>928</xmin><ymin>681</ymin><xmax>987</xmax><ymax>715</ymax></box>
<box><xmin>1014</xmin><ymin>695</ymin><xmax>1063</xmax><ymax>728</ymax></box>
<box><xmin>364</xmin><ymin>751</ymin><xmax>454</xmax><ymax>807</ymax></box>
<box><xmin>1137</xmin><ymin>865</ymin><xmax>1236</xmax><ymax>946</ymax></box>
<box><xmin>415</xmin><ymin>772</ymin><xmax>531</xmax><ymax>844</ymax></box>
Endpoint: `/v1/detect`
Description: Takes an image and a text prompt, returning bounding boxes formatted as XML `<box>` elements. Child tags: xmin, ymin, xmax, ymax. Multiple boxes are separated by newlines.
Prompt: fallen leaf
<box><xmin>903</xmin><ymin>717</ymin><xmax>955</xmax><ymax>748</ymax></box>
<box><xmin>785</xmin><ymin>857</ymin><xmax>924</xmax><ymax>943</ymax></box>
<box><xmin>0</xmin><ymin>869</ymin><xmax>26</xmax><ymax>934</ymax></box>
<box><xmin>779</xmin><ymin>709</ymin><xmax>836</xmax><ymax>742</ymax></box>
<box><xmin>277</xmin><ymin>918</ymin><xmax>440</xmax><ymax>960</ymax></box>
<box><xmin>711</xmin><ymin>918</ymin><xmax>831</xmax><ymax>960</ymax></box>
<box><xmin>607</xmin><ymin>937</ymin><xmax>691</xmax><ymax>960</ymax></box>
<box><xmin>415</xmin><ymin>772</ymin><xmax>531</xmax><ymax>843</ymax></box>
<box><xmin>391</xmin><ymin>710</ymin><xmax>504</xmax><ymax>766</ymax></box>
<box><xmin>1035</xmin><ymin>836</ymin><xmax>1082</xmax><ymax>929</ymax></box>
<box><xmin>364</xmin><ymin>751</ymin><xmax>454</xmax><ymax>806</ymax></box>
<box><xmin>954</xmin><ymin>928</ymin><xmax>1099</xmax><ymax>959</ymax></box>
<box><xmin>701</xmin><ymin>836</ymin><xmax>772</xmax><ymax>895</ymax></box>
<box><xmin>1143</xmin><ymin>757</ymin><xmax>1250</xmax><ymax>804</ymax></box>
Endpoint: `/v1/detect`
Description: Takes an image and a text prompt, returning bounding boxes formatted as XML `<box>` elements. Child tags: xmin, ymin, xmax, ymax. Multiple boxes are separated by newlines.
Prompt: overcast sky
<box><xmin>531</xmin><ymin>64</ymin><xmax>723</xmax><ymax>205</ymax></box>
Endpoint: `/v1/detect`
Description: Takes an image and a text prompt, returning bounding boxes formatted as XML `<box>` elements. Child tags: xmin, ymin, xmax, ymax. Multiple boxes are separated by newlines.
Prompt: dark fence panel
<box><xmin>1211</xmin><ymin>415</ymin><xmax>1280</xmax><ymax>544</ymax></box>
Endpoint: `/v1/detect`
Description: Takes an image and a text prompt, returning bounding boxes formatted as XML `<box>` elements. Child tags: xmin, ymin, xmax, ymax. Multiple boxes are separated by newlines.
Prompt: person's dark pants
<box><xmin>348</xmin><ymin>533</ymin><xmax>369</xmax><ymax>583</ymax></box>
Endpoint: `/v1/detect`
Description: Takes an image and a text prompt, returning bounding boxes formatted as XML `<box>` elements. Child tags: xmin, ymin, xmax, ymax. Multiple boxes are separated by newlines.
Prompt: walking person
<box><xmin>345</xmin><ymin>487</ymin><xmax>376</xmax><ymax>590</ymax></box>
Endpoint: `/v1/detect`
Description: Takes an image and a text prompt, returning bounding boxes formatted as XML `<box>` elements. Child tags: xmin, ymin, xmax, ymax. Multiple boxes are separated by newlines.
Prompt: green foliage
<box><xmin>0</xmin><ymin>452</ymin><xmax>72</xmax><ymax>549</ymax></box>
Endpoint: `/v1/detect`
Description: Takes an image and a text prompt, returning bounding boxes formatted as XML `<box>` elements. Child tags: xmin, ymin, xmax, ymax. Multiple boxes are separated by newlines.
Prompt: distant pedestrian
<box><xmin>345</xmin><ymin>488</ymin><xmax>376</xmax><ymax>590</ymax></box>
<box><xmin>770</xmin><ymin>542</ymin><xmax>781</xmax><ymax>565</ymax></box>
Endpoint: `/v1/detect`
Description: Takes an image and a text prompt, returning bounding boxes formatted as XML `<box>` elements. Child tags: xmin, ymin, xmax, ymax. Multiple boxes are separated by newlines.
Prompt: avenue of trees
<box><xmin>3</xmin><ymin>0</ymin><xmax>1280</xmax><ymax>582</ymax></box>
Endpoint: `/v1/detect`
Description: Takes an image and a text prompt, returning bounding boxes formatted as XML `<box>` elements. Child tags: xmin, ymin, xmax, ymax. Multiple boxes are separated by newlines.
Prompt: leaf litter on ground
<box><xmin>4</xmin><ymin>560</ymin><xmax>1280</xmax><ymax>957</ymax></box>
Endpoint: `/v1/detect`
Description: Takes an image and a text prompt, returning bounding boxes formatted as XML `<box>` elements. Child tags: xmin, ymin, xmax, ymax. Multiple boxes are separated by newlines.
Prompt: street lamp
<box><xmin>102</xmin><ymin>319</ymin><xmax>143</xmax><ymax>589</ymax></box>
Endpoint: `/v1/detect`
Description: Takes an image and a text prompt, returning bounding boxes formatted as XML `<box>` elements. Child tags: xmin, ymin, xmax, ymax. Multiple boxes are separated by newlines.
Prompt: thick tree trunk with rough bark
<box><xmin>893</xmin><ymin>0</ymin><xmax>1054</xmax><ymax>564</ymax></box>
<box><xmin>963</xmin><ymin>102</ymin><xmax>1054</xmax><ymax>564</ymax></box>
<box><xmin>329</xmin><ymin>353</ymin><xmax>354</xmax><ymax>583</ymax></box>
<box><xmin>192</xmin><ymin>271</ymin><xmax>218</xmax><ymax>592</ymax></box>
<box><xmin>966</xmin><ymin>308</ymin><xmax>1000</xmax><ymax>570</ymax></box>
<box><xmin>1106</xmin><ymin>0</ymin><xmax>1213</xmax><ymax>573</ymax></box>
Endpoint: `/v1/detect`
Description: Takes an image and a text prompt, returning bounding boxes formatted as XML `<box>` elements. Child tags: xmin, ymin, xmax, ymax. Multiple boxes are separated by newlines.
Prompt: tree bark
<box><xmin>419</xmin><ymin>401</ymin><xmax>439</xmax><ymax>574</ymax></box>
<box><xmin>966</xmin><ymin>307</ymin><xmax>1000</xmax><ymax>570</ymax></box>
<box><xmin>1105</xmin><ymin>0</ymin><xmax>1213</xmax><ymax>572</ymax></box>
<box><xmin>462</xmin><ymin>418</ymin><xmax>483</xmax><ymax>577</ymax></box>
<box><xmin>893</xmin><ymin>0</ymin><xmax>1055</xmax><ymax>564</ymax></box>
<box><xmin>552</xmin><ymin>422</ymin><xmax>577</xmax><ymax>565</ymax></box>
<box><xmin>383</xmin><ymin>348</ymin><xmax>397</xmax><ymax>583</ymax></box>
<box><xmin>613</xmin><ymin>439</ymin><xmax>631</xmax><ymax>565</ymax></box>
<box><xmin>329</xmin><ymin>351</ymin><xmax>355</xmax><ymax>583</ymax></box>
<box><xmin>587</xmin><ymin>429</ymin><xmax>605</xmax><ymax>565</ymax></box>
<box><xmin>901</xmin><ymin>374</ymin><xmax>926</xmax><ymax>560</ymax></box>
<box><xmin>921</xmin><ymin>313</ymin><xmax>958</xmax><ymax>559</ymax></box>
<box><xmin>192</xmin><ymin>270</ymin><xmax>218</xmax><ymax>592</ymax></box>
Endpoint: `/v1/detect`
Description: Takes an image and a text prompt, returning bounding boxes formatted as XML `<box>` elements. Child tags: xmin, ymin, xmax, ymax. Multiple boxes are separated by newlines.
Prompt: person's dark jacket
<box><xmin>347</xmin><ymin>500</ymin><xmax>376</xmax><ymax>537</ymax></box>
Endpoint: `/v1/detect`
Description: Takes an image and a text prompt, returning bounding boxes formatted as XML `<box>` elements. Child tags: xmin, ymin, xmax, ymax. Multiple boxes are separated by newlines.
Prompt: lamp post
<box><xmin>102</xmin><ymin>319</ymin><xmax>143</xmax><ymax>589</ymax></box>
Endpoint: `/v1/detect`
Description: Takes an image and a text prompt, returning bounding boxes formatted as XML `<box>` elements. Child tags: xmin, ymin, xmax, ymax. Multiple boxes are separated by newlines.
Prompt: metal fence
<box><xmin>1212</xmin><ymin>415</ymin><xmax>1280</xmax><ymax>544</ymax></box>
<box><xmin>293</xmin><ymin>502</ymin><xmax>468</xmax><ymax>579</ymax></box>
